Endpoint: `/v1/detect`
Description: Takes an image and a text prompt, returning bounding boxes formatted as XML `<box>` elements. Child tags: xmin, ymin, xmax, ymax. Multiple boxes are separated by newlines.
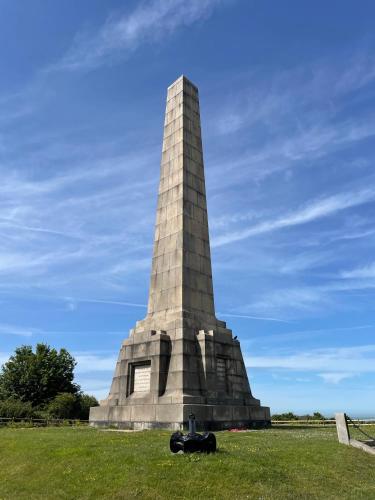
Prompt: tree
<box><xmin>47</xmin><ymin>393</ymin><xmax>78</xmax><ymax>419</ymax></box>
<box><xmin>312</xmin><ymin>412</ymin><xmax>325</xmax><ymax>420</ymax></box>
<box><xmin>46</xmin><ymin>393</ymin><xmax>99</xmax><ymax>420</ymax></box>
<box><xmin>271</xmin><ymin>412</ymin><xmax>298</xmax><ymax>421</ymax></box>
<box><xmin>78</xmin><ymin>394</ymin><xmax>98</xmax><ymax>419</ymax></box>
<box><xmin>0</xmin><ymin>344</ymin><xmax>79</xmax><ymax>407</ymax></box>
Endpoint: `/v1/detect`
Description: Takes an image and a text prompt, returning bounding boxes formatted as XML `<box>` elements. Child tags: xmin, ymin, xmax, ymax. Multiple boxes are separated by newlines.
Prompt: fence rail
<box><xmin>0</xmin><ymin>417</ymin><xmax>89</xmax><ymax>427</ymax></box>
<box><xmin>271</xmin><ymin>419</ymin><xmax>375</xmax><ymax>426</ymax></box>
<box><xmin>1</xmin><ymin>417</ymin><xmax>374</xmax><ymax>428</ymax></box>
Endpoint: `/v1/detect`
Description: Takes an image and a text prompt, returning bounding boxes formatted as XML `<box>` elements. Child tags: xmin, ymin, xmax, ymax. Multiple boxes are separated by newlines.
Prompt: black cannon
<box><xmin>170</xmin><ymin>414</ymin><xmax>217</xmax><ymax>453</ymax></box>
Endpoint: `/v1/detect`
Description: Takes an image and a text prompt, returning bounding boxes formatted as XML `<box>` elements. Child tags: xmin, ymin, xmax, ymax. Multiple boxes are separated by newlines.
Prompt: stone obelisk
<box><xmin>89</xmin><ymin>76</ymin><xmax>270</xmax><ymax>429</ymax></box>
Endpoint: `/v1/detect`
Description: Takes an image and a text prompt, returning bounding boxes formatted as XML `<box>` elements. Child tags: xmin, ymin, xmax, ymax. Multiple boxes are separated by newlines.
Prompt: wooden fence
<box><xmin>272</xmin><ymin>418</ymin><xmax>375</xmax><ymax>426</ymax></box>
<box><xmin>1</xmin><ymin>417</ymin><xmax>374</xmax><ymax>428</ymax></box>
<box><xmin>0</xmin><ymin>417</ymin><xmax>89</xmax><ymax>427</ymax></box>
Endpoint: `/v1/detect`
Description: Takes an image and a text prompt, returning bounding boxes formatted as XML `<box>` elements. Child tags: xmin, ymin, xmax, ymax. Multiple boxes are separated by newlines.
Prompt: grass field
<box><xmin>0</xmin><ymin>426</ymin><xmax>374</xmax><ymax>499</ymax></box>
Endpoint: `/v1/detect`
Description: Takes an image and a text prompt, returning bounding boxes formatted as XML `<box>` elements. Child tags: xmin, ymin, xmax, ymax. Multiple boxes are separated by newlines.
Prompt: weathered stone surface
<box><xmin>148</xmin><ymin>76</ymin><xmax>215</xmax><ymax>323</ymax></box>
<box><xmin>349</xmin><ymin>439</ymin><xmax>375</xmax><ymax>455</ymax></box>
<box><xmin>335</xmin><ymin>413</ymin><xmax>375</xmax><ymax>455</ymax></box>
<box><xmin>335</xmin><ymin>413</ymin><xmax>350</xmax><ymax>445</ymax></box>
<box><xmin>89</xmin><ymin>76</ymin><xmax>270</xmax><ymax>430</ymax></box>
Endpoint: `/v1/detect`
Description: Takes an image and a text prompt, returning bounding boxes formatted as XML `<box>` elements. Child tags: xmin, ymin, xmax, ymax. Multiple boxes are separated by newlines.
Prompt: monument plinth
<box><xmin>89</xmin><ymin>76</ymin><xmax>270</xmax><ymax>430</ymax></box>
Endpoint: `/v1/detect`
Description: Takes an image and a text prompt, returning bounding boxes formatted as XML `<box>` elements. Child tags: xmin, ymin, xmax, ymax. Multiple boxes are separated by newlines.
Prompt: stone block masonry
<box><xmin>89</xmin><ymin>76</ymin><xmax>270</xmax><ymax>430</ymax></box>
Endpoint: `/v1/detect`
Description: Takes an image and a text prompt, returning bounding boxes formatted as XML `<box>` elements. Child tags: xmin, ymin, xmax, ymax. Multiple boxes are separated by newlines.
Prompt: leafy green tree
<box><xmin>47</xmin><ymin>393</ymin><xmax>78</xmax><ymax>419</ymax></box>
<box><xmin>78</xmin><ymin>394</ymin><xmax>99</xmax><ymax>420</ymax></box>
<box><xmin>0</xmin><ymin>344</ymin><xmax>79</xmax><ymax>406</ymax></box>
<box><xmin>312</xmin><ymin>412</ymin><xmax>325</xmax><ymax>420</ymax></box>
<box><xmin>271</xmin><ymin>412</ymin><xmax>299</xmax><ymax>421</ymax></box>
<box><xmin>46</xmin><ymin>393</ymin><xmax>98</xmax><ymax>419</ymax></box>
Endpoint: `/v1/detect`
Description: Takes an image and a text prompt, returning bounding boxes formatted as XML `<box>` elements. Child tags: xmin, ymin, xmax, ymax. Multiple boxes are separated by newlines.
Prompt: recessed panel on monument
<box><xmin>89</xmin><ymin>76</ymin><xmax>270</xmax><ymax>430</ymax></box>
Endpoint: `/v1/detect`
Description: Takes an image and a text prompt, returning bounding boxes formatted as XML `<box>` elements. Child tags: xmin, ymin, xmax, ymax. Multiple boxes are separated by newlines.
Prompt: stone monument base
<box><xmin>90</xmin><ymin>402</ymin><xmax>270</xmax><ymax>431</ymax></box>
<box><xmin>89</xmin><ymin>318</ymin><xmax>270</xmax><ymax>431</ymax></box>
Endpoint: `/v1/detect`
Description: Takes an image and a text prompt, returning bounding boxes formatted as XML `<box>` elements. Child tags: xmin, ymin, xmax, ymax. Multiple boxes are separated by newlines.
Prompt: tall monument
<box><xmin>90</xmin><ymin>76</ymin><xmax>270</xmax><ymax>429</ymax></box>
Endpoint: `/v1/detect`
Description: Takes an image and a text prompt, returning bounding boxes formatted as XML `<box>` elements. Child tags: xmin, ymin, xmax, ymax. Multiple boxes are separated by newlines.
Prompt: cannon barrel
<box><xmin>188</xmin><ymin>413</ymin><xmax>196</xmax><ymax>435</ymax></box>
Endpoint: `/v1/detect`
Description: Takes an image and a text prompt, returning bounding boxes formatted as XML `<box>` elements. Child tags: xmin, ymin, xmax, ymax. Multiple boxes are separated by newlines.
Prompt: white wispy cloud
<box><xmin>278</xmin><ymin>250</ymin><xmax>334</xmax><ymax>274</ymax></box>
<box><xmin>0</xmin><ymin>219</ymin><xmax>79</xmax><ymax>239</ymax></box>
<box><xmin>0</xmin><ymin>323</ymin><xmax>38</xmax><ymax>337</ymax></box>
<box><xmin>74</xmin><ymin>352</ymin><xmax>118</xmax><ymax>373</ymax></box>
<box><xmin>212</xmin><ymin>185</ymin><xmax>375</xmax><ymax>247</ymax></box>
<box><xmin>278</xmin><ymin>119</ymin><xmax>375</xmax><ymax>163</ymax></box>
<box><xmin>207</xmin><ymin>51</ymin><xmax>375</xmax><ymax>197</ymax></box>
<box><xmin>318</xmin><ymin>372</ymin><xmax>356</xmax><ymax>384</ymax></box>
<box><xmin>218</xmin><ymin>312</ymin><xmax>291</xmax><ymax>323</ymax></box>
<box><xmin>76</xmin><ymin>377</ymin><xmax>113</xmax><ymax>395</ymax></box>
<box><xmin>210</xmin><ymin>210</ymin><xmax>261</xmax><ymax>230</ymax></box>
<box><xmin>247</xmin><ymin>287</ymin><xmax>328</xmax><ymax>315</ymax></box>
<box><xmin>245</xmin><ymin>344</ymin><xmax>375</xmax><ymax>373</ymax></box>
<box><xmin>0</xmin><ymin>140</ymin><xmax>158</xmax><ymax>295</ymax></box>
<box><xmin>75</xmin><ymin>298</ymin><xmax>147</xmax><ymax>309</ymax></box>
<box><xmin>249</xmin><ymin>325</ymin><xmax>375</xmax><ymax>345</ymax></box>
<box><xmin>214</xmin><ymin>52</ymin><xmax>375</xmax><ymax>138</ymax></box>
<box><xmin>334</xmin><ymin>53</ymin><xmax>375</xmax><ymax>95</ymax></box>
<box><xmin>52</xmin><ymin>0</ymin><xmax>225</xmax><ymax>72</ymax></box>
<box><xmin>242</xmin><ymin>277</ymin><xmax>375</xmax><ymax>317</ymax></box>
<box><xmin>341</xmin><ymin>262</ymin><xmax>375</xmax><ymax>279</ymax></box>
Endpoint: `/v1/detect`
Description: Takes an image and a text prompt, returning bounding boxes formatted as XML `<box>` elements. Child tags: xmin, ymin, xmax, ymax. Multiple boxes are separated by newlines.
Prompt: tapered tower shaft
<box><xmin>147</xmin><ymin>76</ymin><xmax>215</xmax><ymax>322</ymax></box>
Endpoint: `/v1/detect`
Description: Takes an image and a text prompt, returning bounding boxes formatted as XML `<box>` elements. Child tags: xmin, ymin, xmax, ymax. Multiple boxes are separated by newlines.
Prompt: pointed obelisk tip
<box><xmin>168</xmin><ymin>74</ymin><xmax>198</xmax><ymax>91</ymax></box>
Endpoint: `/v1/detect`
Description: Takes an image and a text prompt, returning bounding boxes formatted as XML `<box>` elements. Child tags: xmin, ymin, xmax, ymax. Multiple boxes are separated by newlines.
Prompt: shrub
<box><xmin>47</xmin><ymin>393</ymin><xmax>78</xmax><ymax>419</ymax></box>
<box><xmin>272</xmin><ymin>412</ymin><xmax>299</xmax><ymax>421</ymax></box>
<box><xmin>77</xmin><ymin>394</ymin><xmax>99</xmax><ymax>420</ymax></box>
<box><xmin>312</xmin><ymin>412</ymin><xmax>326</xmax><ymax>420</ymax></box>
<box><xmin>272</xmin><ymin>411</ymin><xmax>327</xmax><ymax>421</ymax></box>
<box><xmin>0</xmin><ymin>398</ymin><xmax>36</xmax><ymax>419</ymax></box>
<box><xmin>47</xmin><ymin>392</ymin><xmax>99</xmax><ymax>420</ymax></box>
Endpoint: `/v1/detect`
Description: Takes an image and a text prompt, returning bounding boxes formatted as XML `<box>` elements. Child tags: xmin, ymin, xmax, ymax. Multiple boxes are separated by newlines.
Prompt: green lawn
<box><xmin>0</xmin><ymin>426</ymin><xmax>374</xmax><ymax>499</ymax></box>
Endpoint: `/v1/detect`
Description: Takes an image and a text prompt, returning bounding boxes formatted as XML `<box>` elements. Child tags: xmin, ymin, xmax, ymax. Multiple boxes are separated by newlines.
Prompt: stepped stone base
<box><xmin>90</xmin><ymin>403</ymin><xmax>271</xmax><ymax>431</ymax></box>
<box><xmin>89</xmin><ymin>318</ymin><xmax>270</xmax><ymax>431</ymax></box>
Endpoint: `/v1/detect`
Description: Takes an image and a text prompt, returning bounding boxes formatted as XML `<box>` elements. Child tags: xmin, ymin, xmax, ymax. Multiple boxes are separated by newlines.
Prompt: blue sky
<box><xmin>1</xmin><ymin>0</ymin><xmax>375</xmax><ymax>417</ymax></box>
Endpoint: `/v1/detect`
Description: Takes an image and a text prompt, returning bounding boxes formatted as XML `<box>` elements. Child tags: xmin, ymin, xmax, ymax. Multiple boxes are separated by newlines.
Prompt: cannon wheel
<box><xmin>170</xmin><ymin>432</ymin><xmax>183</xmax><ymax>453</ymax></box>
<box><xmin>204</xmin><ymin>432</ymin><xmax>217</xmax><ymax>453</ymax></box>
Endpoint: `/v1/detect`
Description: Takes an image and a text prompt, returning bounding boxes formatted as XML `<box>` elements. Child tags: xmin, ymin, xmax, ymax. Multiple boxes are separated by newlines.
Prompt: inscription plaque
<box><xmin>217</xmin><ymin>357</ymin><xmax>227</xmax><ymax>391</ymax></box>
<box><xmin>133</xmin><ymin>364</ymin><xmax>151</xmax><ymax>393</ymax></box>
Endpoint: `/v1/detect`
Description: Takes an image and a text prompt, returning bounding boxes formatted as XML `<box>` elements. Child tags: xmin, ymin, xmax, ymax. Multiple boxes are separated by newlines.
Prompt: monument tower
<box><xmin>90</xmin><ymin>76</ymin><xmax>270</xmax><ymax>429</ymax></box>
